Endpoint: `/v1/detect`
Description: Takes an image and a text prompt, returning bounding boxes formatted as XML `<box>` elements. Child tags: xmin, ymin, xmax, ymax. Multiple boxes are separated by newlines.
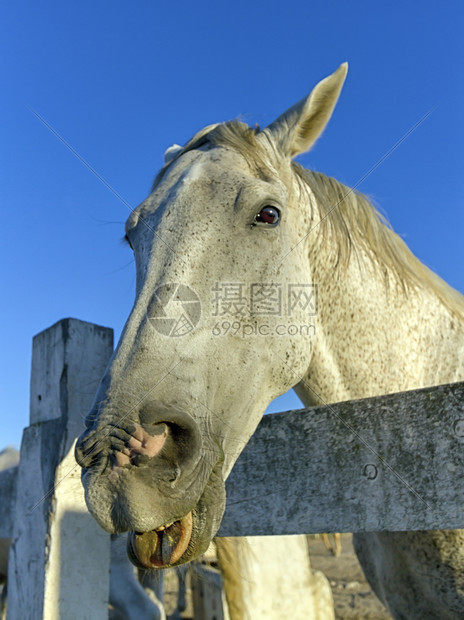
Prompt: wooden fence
<box><xmin>1</xmin><ymin>318</ymin><xmax>463</xmax><ymax>618</ymax></box>
<box><xmin>1</xmin><ymin>319</ymin><xmax>113</xmax><ymax>620</ymax></box>
<box><xmin>220</xmin><ymin>378</ymin><xmax>464</xmax><ymax>536</ymax></box>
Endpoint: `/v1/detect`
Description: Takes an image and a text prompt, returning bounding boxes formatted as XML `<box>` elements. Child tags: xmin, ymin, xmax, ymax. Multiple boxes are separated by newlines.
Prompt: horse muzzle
<box><xmin>75</xmin><ymin>406</ymin><xmax>202</xmax><ymax>477</ymax></box>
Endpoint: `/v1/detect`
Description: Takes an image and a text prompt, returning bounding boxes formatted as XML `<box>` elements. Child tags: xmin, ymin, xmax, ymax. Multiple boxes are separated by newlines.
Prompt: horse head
<box><xmin>75</xmin><ymin>64</ymin><xmax>348</xmax><ymax>568</ymax></box>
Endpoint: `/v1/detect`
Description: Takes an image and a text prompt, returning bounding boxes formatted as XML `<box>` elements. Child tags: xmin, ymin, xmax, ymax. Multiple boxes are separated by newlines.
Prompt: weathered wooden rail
<box><xmin>1</xmin><ymin>318</ymin><xmax>463</xmax><ymax>618</ymax></box>
<box><xmin>220</xmin><ymin>380</ymin><xmax>464</xmax><ymax>536</ymax></box>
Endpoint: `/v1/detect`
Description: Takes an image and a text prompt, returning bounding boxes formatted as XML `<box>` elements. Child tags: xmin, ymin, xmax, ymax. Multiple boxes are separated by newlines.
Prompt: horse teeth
<box><xmin>156</xmin><ymin>520</ymin><xmax>174</xmax><ymax>532</ymax></box>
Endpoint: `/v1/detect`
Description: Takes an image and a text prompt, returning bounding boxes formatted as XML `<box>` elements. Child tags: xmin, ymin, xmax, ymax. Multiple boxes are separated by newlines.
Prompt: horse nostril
<box><xmin>139</xmin><ymin>406</ymin><xmax>203</xmax><ymax>473</ymax></box>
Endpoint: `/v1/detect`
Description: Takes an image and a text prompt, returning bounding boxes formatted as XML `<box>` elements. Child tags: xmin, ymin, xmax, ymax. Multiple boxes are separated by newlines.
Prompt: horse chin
<box><xmin>127</xmin><ymin>461</ymin><xmax>226</xmax><ymax>569</ymax></box>
<box><xmin>127</xmin><ymin>501</ymin><xmax>220</xmax><ymax>568</ymax></box>
<box><xmin>127</xmin><ymin>512</ymin><xmax>194</xmax><ymax>568</ymax></box>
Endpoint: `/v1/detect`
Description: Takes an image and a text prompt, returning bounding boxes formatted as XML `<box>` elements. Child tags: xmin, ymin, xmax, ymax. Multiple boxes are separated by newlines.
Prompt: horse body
<box><xmin>76</xmin><ymin>64</ymin><xmax>464</xmax><ymax>618</ymax></box>
<box><xmin>294</xmin><ymin>172</ymin><xmax>464</xmax><ymax>618</ymax></box>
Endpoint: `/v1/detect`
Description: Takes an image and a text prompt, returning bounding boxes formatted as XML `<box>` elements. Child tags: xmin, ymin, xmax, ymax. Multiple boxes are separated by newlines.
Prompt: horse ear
<box><xmin>164</xmin><ymin>144</ymin><xmax>183</xmax><ymax>164</ymax></box>
<box><xmin>263</xmin><ymin>63</ymin><xmax>348</xmax><ymax>158</ymax></box>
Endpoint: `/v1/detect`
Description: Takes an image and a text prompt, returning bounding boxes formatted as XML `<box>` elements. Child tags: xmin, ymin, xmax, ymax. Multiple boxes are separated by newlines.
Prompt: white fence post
<box><xmin>7</xmin><ymin>318</ymin><xmax>114</xmax><ymax>620</ymax></box>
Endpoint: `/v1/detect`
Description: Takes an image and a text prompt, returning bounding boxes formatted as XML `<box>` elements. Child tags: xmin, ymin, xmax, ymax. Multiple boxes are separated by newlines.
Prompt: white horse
<box><xmin>76</xmin><ymin>63</ymin><xmax>464</xmax><ymax>619</ymax></box>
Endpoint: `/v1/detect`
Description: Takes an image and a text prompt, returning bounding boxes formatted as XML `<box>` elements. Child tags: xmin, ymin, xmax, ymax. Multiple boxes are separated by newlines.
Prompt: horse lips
<box><xmin>128</xmin><ymin>512</ymin><xmax>193</xmax><ymax>568</ymax></box>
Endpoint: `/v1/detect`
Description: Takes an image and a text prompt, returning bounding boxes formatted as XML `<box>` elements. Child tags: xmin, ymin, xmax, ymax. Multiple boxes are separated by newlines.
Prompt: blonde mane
<box><xmin>155</xmin><ymin>121</ymin><xmax>464</xmax><ymax>319</ymax></box>
<box><xmin>295</xmin><ymin>166</ymin><xmax>464</xmax><ymax>319</ymax></box>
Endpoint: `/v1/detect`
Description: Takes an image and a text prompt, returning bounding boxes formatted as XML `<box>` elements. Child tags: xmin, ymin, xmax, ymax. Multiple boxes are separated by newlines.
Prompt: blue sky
<box><xmin>1</xmin><ymin>1</ymin><xmax>463</xmax><ymax>448</ymax></box>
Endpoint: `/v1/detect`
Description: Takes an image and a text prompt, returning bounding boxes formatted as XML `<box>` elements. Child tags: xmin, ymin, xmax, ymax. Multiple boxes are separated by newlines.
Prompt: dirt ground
<box><xmin>307</xmin><ymin>533</ymin><xmax>393</xmax><ymax>619</ymax></box>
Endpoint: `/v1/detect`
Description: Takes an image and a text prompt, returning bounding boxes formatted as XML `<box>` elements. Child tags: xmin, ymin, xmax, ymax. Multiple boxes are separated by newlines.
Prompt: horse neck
<box><xmin>296</xmin><ymin>243</ymin><xmax>464</xmax><ymax>407</ymax></box>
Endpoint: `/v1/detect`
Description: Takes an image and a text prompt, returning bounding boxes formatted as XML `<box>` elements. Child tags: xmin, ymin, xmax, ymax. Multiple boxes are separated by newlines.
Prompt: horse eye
<box><xmin>254</xmin><ymin>206</ymin><xmax>280</xmax><ymax>227</ymax></box>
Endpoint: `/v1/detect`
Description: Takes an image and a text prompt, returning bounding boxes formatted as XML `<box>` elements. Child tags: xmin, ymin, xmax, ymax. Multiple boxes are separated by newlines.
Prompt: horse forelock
<box><xmin>151</xmin><ymin>121</ymin><xmax>279</xmax><ymax>192</ymax></box>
